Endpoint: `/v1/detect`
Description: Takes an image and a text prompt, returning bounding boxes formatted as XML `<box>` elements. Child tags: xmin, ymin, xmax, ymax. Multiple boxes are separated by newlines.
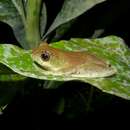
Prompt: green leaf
<box><xmin>0</xmin><ymin>63</ymin><xmax>15</xmax><ymax>74</ymax></box>
<box><xmin>0</xmin><ymin>64</ymin><xmax>26</xmax><ymax>81</ymax></box>
<box><xmin>0</xmin><ymin>74</ymin><xmax>26</xmax><ymax>81</ymax></box>
<box><xmin>0</xmin><ymin>0</ymin><xmax>28</xmax><ymax>48</ymax></box>
<box><xmin>51</xmin><ymin>20</ymin><xmax>75</xmax><ymax>42</ymax></box>
<box><xmin>44</xmin><ymin>0</ymin><xmax>106</xmax><ymax>38</ymax></box>
<box><xmin>0</xmin><ymin>36</ymin><xmax>130</xmax><ymax>100</ymax></box>
<box><xmin>11</xmin><ymin>0</ymin><xmax>26</xmax><ymax>22</ymax></box>
<box><xmin>40</xmin><ymin>2</ymin><xmax>47</xmax><ymax>37</ymax></box>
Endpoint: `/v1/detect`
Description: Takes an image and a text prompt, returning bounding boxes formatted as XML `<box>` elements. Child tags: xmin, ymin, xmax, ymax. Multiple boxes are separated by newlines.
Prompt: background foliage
<box><xmin>0</xmin><ymin>0</ymin><xmax>130</xmax><ymax>128</ymax></box>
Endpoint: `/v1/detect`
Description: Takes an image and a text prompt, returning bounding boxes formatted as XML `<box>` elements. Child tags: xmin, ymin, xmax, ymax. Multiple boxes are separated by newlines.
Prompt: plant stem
<box><xmin>43</xmin><ymin>81</ymin><xmax>64</xmax><ymax>89</ymax></box>
<box><xmin>86</xmin><ymin>86</ymin><xmax>94</xmax><ymax>113</ymax></box>
<box><xmin>26</xmin><ymin>0</ymin><xmax>42</xmax><ymax>49</ymax></box>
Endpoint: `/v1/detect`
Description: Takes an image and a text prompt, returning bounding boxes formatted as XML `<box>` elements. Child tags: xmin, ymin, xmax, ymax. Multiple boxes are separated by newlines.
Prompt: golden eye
<box><xmin>41</xmin><ymin>51</ymin><xmax>50</xmax><ymax>61</ymax></box>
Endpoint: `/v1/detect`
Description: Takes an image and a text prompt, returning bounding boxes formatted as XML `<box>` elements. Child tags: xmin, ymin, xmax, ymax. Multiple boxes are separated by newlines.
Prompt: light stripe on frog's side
<box><xmin>32</xmin><ymin>42</ymin><xmax>117</xmax><ymax>78</ymax></box>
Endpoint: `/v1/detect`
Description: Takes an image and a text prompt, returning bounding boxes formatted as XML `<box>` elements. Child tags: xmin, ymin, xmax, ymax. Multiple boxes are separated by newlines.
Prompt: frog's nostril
<box><xmin>108</xmin><ymin>64</ymin><xmax>111</xmax><ymax>67</ymax></box>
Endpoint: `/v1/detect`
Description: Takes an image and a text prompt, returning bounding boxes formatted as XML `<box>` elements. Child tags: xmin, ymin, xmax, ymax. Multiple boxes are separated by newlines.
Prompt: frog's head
<box><xmin>32</xmin><ymin>43</ymin><xmax>65</xmax><ymax>71</ymax></box>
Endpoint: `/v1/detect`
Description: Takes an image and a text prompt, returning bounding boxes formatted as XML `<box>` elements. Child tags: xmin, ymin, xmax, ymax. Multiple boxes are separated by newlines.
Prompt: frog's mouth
<box><xmin>34</xmin><ymin>61</ymin><xmax>50</xmax><ymax>71</ymax></box>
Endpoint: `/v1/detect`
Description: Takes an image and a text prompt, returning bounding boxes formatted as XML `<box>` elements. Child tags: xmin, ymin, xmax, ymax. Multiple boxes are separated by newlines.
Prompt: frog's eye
<box><xmin>41</xmin><ymin>51</ymin><xmax>50</xmax><ymax>61</ymax></box>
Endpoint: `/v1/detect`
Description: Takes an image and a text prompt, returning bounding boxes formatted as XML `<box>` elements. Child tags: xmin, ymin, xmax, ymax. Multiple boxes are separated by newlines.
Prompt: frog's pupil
<box><xmin>41</xmin><ymin>51</ymin><xmax>50</xmax><ymax>61</ymax></box>
<box><xmin>108</xmin><ymin>64</ymin><xmax>111</xmax><ymax>67</ymax></box>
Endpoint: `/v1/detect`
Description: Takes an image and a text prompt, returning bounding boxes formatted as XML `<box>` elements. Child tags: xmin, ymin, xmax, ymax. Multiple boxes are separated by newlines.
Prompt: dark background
<box><xmin>0</xmin><ymin>0</ymin><xmax>130</xmax><ymax>129</ymax></box>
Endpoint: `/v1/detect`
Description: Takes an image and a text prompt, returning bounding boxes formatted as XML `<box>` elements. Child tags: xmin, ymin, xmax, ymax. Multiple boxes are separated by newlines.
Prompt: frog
<box><xmin>32</xmin><ymin>42</ymin><xmax>117</xmax><ymax>78</ymax></box>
